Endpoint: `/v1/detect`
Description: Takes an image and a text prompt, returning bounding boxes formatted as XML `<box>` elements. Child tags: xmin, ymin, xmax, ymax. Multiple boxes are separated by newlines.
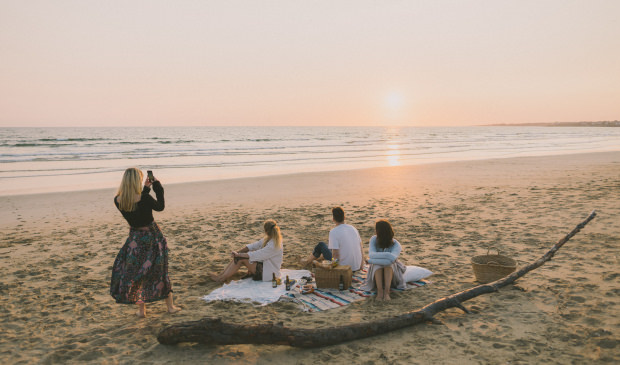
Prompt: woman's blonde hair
<box><xmin>116</xmin><ymin>167</ymin><xmax>143</xmax><ymax>212</ymax></box>
<box><xmin>262</xmin><ymin>219</ymin><xmax>282</xmax><ymax>249</ymax></box>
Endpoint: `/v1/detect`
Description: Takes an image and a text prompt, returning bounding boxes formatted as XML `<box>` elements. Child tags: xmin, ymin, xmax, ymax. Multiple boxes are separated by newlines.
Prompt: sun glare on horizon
<box><xmin>385</xmin><ymin>92</ymin><xmax>405</xmax><ymax>111</ymax></box>
<box><xmin>382</xmin><ymin>92</ymin><xmax>409</xmax><ymax>126</ymax></box>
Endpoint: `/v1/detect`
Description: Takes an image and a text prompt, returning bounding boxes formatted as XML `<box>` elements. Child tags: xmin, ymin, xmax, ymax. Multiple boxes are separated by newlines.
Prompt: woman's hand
<box><xmin>231</xmin><ymin>251</ymin><xmax>238</xmax><ymax>258</ymax></box>
<box><xmin>145</xmin><ymin>177</ymin><xmax>153</xmax><ymax>188</ymax></box>
<box><xmin>233</xmin><ymin>251</ymin><xmax>249</xmax><ymax>259</ymax></box>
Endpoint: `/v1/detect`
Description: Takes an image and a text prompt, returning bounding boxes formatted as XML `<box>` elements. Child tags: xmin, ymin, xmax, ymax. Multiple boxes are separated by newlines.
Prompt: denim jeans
<box><xmin>312</xmin><ymin>241</ymin><xmax>332</xmax><ymax>261</ymax></box>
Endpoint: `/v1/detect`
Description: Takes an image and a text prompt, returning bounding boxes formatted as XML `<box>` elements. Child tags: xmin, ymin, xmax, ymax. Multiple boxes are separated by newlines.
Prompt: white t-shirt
<box><xmin>328</xmin><ymin>223</ymin><xmax>362</xmax><ymax>271</ymax></box>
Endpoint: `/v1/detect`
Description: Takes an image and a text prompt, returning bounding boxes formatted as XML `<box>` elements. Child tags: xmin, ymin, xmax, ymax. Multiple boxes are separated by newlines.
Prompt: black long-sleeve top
<box><xmin>114</xmin><ymin>181</ymin><xmax>165</xmax><ymax>228</ymax></box>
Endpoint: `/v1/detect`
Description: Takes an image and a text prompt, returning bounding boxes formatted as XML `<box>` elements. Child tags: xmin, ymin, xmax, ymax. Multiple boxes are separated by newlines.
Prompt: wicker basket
<box><xmin>314</xmin><ymin>264</ymin><xmax>352</xmax><ymax>289</ymax></box>
<box><xmin>471</xmin><ymin>249</ymin><xmax>517</xmax><ymax>283</ymax></box>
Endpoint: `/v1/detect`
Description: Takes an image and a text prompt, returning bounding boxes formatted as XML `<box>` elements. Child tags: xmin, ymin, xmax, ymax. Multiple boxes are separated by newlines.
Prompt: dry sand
<box><xmin>1</xmin><ymin>152</ymin><xmax>619</xmax><ymax>364</ymax></box>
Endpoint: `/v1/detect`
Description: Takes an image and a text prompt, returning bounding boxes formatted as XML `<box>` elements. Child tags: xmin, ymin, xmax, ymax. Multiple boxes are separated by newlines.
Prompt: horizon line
<box><xmin>1</xmin><ymin>120</ymin><xmax>616</xmax><ymax>128</ymax></box>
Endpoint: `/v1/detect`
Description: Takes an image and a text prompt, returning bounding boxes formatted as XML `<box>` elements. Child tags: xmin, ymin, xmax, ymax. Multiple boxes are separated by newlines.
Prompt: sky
<box><xmin>1</xmin><ymin>0</ymin><xmax>619</xmax><ymax>127</ymax></box>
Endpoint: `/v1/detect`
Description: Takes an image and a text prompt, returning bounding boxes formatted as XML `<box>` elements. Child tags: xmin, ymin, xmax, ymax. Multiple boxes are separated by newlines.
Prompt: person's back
<box><xmin>300</xmin><ymin>206</ymin><xmax>365</xmax><ymax>270</ymax></box>
<box><xmin>329</xmin><ymin>223</ymin><xmax>362</xmax><ymax>271</ymax></box>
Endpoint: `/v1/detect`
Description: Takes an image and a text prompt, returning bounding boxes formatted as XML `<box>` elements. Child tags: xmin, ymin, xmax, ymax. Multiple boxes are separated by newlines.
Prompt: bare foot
<box><xmin>136</xmin><ymin>310</ymin><xmax>146</xmax><ymax>318</ymax></box>
<box><xmin>375</xmin><ymin>291</ymin><xmax>384</xmax><ymax>301</ymax></box>
<box><xmin>298</xmin><ymin>256</ymin><xmax>314</xmax><ymax>268</ymax></box>
<box><xmin>167</xmin><ymin>305</ymin><xmax>182</xmax><ymax>314</ymax></box>
<box><xmin>298</xmin><ymin>259</ymin><xmax>310</xmax><ymax>268</ymax></box>
<box><xmin>209</xmin><ymin>272</ymin><xmax>223</xmax><ymax>282</ymax></box>
<box><xmin>384</xmin><ymin>292</ymin><xmax>391</xmax><ymax>301</ymax></box>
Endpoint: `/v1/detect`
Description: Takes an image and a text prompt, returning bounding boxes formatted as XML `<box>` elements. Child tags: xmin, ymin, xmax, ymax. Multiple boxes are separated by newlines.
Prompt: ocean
<box><xmin>1</xmin><ymin>126</ymin><xmax>619</xmax><ymax>196</ymax></box>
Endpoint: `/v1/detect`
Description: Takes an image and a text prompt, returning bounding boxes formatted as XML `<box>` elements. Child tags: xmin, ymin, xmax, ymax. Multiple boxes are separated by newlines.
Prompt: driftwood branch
<box><xmin>157</xmin><ymin>210</ymin><xmax>597</xmax><ymax>347</ymax></box>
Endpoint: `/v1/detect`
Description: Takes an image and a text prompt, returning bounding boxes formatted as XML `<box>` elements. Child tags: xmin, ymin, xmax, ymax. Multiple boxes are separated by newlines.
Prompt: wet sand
<box><xmin>1</xmin><ymin>151</ymin><xmax>619</xmax><ymax>364</ymax></box>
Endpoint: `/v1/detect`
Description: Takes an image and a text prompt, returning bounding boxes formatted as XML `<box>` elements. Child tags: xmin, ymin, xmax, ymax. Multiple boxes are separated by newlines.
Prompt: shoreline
<box><xmin>2</xmin><ymin>150</ymin><xmax>619</xmax><ymax>232</ymax></box>
<box><xmin>2</xmin><ymin>145</ymin><xmax>619</xmax><ymax>197</ymax></box>
<box><xmin>2</xmin><ymin>148</ymin><xmax>618</xmax><ymax>198</ymax></box>
<box><xmin>1</xmin><ymin>150</ymin><xmax>619</xmax><ymax>364</ymax></box>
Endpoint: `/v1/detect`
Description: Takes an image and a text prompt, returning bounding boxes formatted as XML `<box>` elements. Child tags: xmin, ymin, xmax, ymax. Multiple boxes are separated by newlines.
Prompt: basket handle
<box><xmin>486</xmin><ymin>247</ymin><xmax>501</xmax><ymax>256</ymax></box>
<box><xmin>485</xmin><ymin>247</ymin><xmax>518</xmax><ymax>266</ymax></box>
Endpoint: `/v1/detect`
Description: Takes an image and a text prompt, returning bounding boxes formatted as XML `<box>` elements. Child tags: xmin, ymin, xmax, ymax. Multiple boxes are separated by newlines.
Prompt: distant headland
<box><xmin>485</xmin><ymin>121</ymin><xmax>620</xmax><ymax>127</ymax></box>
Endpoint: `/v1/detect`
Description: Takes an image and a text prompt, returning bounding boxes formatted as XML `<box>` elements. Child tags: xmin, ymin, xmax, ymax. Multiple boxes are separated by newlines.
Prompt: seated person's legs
<box><xmin>314</xmin><ymin>241</ymin><xmax>332</xmax><ymax>261</ymax></box>
<box><xmin>300</xmin><ymin>241</ymin><xmax>332</xmax><ymax>267</ymax></box>
<box><xmin>210</xmin><ymin>258</ymin><xmax>256</xmax><ymax>282</ymax></box>
<box><xmin>374</xmin><ymin>267</ymin><xmax>385</xmax><ymax>300</ymax></box>
<box><xmin>382</xmin><ymin>266</ymin><xmax>393</xmax><ymax>301</ymax></box>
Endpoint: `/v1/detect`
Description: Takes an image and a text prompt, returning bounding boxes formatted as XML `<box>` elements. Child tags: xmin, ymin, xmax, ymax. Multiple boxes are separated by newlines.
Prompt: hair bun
<box><xmin>264</xmin><ymin>219</ymin><xmax>278</xmax><ymax>230</ymax></box>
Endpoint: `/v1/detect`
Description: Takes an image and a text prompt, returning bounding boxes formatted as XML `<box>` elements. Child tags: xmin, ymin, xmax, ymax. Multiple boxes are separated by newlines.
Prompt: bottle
<box><xmin>339</xmin><ymin>274</ymin><xmax>345</xmax><ymax>290</ymax></box>
<box><xmin>272</xmin><ymin>273</ymin><xmax>277</xmax><ymax>288</ymax></box>
<box><xmin>285</xmin><ymin>275</ymin><xmax>291</xmax><ymax>291</ymax></box>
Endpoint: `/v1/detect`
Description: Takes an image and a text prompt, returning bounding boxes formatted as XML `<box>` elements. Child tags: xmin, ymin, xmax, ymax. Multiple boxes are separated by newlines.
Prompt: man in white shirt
<box><xmin>300</xmin><ymin>207</ymin><xmax>365</xmax><ymax>271</ymax></box>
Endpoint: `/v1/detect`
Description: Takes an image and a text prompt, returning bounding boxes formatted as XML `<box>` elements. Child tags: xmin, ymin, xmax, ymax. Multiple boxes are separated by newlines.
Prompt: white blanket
<box><xmin>202</xmin><ymin>269</ymin><xmax>311</xmax><ymax>305</ymax></box>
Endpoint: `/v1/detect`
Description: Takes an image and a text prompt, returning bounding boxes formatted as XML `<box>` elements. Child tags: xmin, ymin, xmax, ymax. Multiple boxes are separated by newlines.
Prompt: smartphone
<box><xmin>147</xmin><ymin>170</ymin><xmax>155</xmax><ymax>182</ymax></box>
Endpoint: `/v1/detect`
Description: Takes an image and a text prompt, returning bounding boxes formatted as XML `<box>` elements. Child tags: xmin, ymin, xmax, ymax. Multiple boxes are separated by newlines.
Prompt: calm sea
<box><xmin>1</xmin><ymin>126</ymin><xmax>619</xmax><ymax>196</ymax></box>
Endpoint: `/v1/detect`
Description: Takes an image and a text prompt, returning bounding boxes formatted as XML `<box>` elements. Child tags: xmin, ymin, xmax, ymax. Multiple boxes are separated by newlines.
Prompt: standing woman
<box><xmin>361</xmin><ymin>219</ymin><xmax>407</xmax><ymax>301</ymax></box>
<box><xmin>209</xmin><ymin>219</ymin><xmax>283</xmax><ymax>283</ymax></box>
<box><xmin>110</xmin><ymin>167</ymin><xmax>181</xmax><ymax>317</ymax></box>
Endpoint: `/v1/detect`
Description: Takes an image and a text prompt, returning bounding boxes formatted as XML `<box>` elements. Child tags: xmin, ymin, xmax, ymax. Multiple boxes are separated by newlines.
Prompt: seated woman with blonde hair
<box><xmin>210</xmin><ymin>219</ymin><xmax>283</xmax><ymax>283</ymax></box>
<box><xmin>361</xmin><ymin>219</ymin><xmax>407</xmax><ymax>301</ymax></box>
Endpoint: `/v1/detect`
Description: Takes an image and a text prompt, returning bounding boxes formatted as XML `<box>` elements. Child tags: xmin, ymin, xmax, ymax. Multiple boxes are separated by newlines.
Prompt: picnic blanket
<box><xmin>202</xmin><ymin>266</ymin><xmax>432</xmax><ymax>312</ymax></box>
<box><xmin>282</xmin><ymin>266</ymin><xmax>431</xmax><ymax>312</ymax></box>
<box><xmin>201</xmin><ymin>269</ymin><xmax>311</xmax><ymax>305</ymax></box>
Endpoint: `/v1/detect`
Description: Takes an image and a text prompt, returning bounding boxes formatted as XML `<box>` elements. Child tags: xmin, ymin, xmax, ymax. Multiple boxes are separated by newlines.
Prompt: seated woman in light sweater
<box><xmin>209</xmin><ymin>220</ymin><xmax>283</xmax><ymax>283</ymax></box>
<box><xmin>361</xmin><ymin>219</ymin><xmax>407</xmax><ymax>301</ymax></box>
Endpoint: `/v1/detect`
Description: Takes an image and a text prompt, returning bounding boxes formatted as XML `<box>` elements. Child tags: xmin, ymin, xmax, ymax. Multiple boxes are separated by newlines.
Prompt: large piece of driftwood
<box><xmin>157</xmin><ymin>211</ymin><xmax>597</xmax><ymax>347</ymax></box>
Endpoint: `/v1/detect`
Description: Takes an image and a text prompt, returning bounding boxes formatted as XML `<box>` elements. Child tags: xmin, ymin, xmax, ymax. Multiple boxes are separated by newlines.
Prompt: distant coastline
<box><xmin>485</xmin><ymin>121</ymin><xmax>620</xmax><ymax>127</ymax></box>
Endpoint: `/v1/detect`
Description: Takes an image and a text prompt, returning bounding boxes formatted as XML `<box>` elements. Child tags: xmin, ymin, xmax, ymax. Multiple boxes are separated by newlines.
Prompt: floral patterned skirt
<box><xmin>110</xmin><ymin>222</ymin><xmax>172</xmax><ymax>304</ymax></box>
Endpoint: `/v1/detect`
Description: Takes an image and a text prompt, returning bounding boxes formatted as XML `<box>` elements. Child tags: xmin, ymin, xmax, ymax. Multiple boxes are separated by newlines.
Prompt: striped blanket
<box><xmin>281</xmin><ymin>266</ymin><xmax>430</xmax><ymax>312</ymax></box>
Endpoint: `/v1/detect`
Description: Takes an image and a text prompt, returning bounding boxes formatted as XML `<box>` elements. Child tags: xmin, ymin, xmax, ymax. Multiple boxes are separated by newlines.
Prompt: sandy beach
<box><xmin>1</xmin><ymin>151</ymin><xmax>618</xmax><ymax>364</ymax></box>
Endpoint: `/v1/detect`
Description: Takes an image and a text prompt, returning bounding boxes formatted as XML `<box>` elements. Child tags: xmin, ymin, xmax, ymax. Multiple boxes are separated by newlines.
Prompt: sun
<box><xmin>385</xmin><ymin>92</ymin><xmax>404</xmax><ymax>111</ymax></box>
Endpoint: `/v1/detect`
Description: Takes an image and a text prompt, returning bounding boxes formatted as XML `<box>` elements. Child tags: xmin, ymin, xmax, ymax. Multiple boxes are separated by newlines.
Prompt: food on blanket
<box><xmin>301</xmin><ymin>284</ymin><xmax>314</xmax><ymax>294</ymax></box>
<box><xmin>301</xmin><ymin>275</ymin><xmax>313</xmax><ymax>283</ymax></box>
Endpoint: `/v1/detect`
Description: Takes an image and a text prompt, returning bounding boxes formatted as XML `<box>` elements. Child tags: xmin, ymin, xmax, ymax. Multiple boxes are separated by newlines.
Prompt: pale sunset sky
<box><xmin>1</xmin><ymin>0</ymin><xmax>618</xmax><ymax>127</ymax></box>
